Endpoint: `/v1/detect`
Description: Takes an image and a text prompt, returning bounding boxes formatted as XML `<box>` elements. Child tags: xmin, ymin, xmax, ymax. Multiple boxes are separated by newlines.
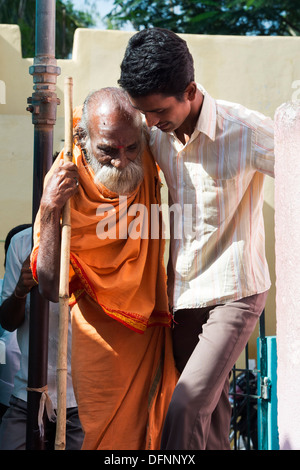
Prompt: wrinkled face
<box><xmin>128</xmin><ymin>92</ymin><xmax>192</xmax><ymax>133</ymax></box>
<box><xmin>85</xmin><ymin>109</ymin><xmax>144</xmax><ymax>195</ymax></box>
<box><xmin>89</xmin><ymin>108</ymin><xmax>143</xmax><ymax>169</ymax></box>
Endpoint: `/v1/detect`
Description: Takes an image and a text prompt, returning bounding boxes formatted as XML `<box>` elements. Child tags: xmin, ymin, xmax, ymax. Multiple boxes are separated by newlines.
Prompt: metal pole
<box><xmin>26</xmin><ymin>0</ymin><xmax>60</xmax><ymax>449</ymax></box>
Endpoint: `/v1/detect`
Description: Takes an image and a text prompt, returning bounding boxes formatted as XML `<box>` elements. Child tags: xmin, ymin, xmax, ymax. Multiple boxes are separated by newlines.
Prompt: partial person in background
<box><xmin>0</xmin><ymin>225</ymin><xmax>30</xmax><ymax>422</ymax></box>
<box><xmin>0</xmin><ymin>226</ymin><xmax>83</xmax><ymax>450</ymax></box>
<box><xmin>0</xmin><ymin>286</ymin><xmax>20</xmax><ymax>423</ymax></box>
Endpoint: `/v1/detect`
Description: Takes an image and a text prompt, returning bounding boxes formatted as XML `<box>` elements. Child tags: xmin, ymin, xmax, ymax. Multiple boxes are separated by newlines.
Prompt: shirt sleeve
<box><xmin>1</xmin><ymin>241</ymin><xmax>23</xmax><ymax>303</ymax></box>
<box><xmin>252</xmin><ymin>115</ymin><xmax>275</xmax><ymax>178</ymax></box>
<box><xmin>1</xmin><ymin>233</ymin><xmax>30</xmax><ymax>303</ymax></box>
<box><xmin>0</xmin><ymin>279</ymin><xmax>5</xmax><ymax>337</ymax></box>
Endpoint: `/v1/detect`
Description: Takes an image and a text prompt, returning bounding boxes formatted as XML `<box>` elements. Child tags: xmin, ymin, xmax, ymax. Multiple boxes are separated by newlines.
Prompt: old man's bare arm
<box><xmin>37</xmin><ymin>161</ymin><xmax>79</xmax><ymax>302</ymax></box>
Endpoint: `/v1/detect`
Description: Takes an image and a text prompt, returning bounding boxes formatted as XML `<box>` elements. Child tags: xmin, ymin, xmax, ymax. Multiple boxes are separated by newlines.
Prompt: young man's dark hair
<box><xmin>118</xmin><ymin>27</ymin><xmax>194</xmax><ymax>100</ymax></box>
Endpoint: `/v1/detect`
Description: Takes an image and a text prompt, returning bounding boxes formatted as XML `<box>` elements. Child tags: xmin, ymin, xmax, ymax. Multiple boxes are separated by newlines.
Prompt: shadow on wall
<box><xmin>280</xmin><ymin>437</ymin><xmax>292</xmax><ymax>450</ymax></box>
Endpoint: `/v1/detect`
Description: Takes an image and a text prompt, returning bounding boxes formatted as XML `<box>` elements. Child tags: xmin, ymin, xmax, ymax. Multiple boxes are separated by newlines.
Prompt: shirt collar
<box><xmin>195</xmin><ymin>84</ymin><xmax>217</xmax><ymax>141</ymax></box>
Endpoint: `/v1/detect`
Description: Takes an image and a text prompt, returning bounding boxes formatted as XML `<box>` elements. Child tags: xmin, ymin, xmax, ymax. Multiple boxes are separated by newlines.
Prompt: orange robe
<box><xmin>31</xmin><ymin>129</ymin><xmax>177</xmax><ymax>449</ymax></box>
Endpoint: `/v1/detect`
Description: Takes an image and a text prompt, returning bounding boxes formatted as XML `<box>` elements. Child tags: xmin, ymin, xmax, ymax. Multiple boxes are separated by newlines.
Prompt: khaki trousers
<box><xmin>161</xmin><ymin>291</ymin><xmax>268</xmax><ymax>450</ymax></box>
<box><xmin>0</xmin><ymin>395</ymin><xmax>84</xmax><ymax>450</ymax></box>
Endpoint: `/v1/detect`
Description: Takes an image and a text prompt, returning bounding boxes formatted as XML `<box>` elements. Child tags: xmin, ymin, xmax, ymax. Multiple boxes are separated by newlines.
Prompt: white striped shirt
<box><xmin>149</xmin><ymin>85</ymin><xmax>274</xmax><ymax>310</ymax></box>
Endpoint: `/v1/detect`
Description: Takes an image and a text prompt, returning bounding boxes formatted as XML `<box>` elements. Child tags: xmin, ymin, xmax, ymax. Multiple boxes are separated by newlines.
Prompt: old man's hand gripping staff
<box><xmin>55</xmin><ymin>77</ymin><xmax>74</xmax><ymax>451</ymax></box>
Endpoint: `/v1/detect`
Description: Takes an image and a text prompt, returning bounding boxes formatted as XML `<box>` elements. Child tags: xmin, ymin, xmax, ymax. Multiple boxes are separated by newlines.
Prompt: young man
<box><xmin>119</xmin><ymin>28</ymin><xmax>274</xmax><ymax>450</ymax></box>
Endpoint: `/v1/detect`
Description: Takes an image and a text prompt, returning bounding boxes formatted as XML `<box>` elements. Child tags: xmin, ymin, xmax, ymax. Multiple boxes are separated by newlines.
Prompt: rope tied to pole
<box><xmin>26</xmin><ymin>385</ymin><xmax>56</xmax><ymax>437</ymax></box>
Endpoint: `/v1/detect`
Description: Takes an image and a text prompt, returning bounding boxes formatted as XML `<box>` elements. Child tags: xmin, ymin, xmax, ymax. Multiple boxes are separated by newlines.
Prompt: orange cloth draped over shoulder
<box><xmin>31</xmin><ymin>109</ymin><xmax>172</xmax><ymax>333</ymax></box>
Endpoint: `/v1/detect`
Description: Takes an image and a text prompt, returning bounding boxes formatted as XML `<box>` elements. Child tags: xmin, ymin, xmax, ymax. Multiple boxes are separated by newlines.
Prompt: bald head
<box><xmin>80</xmin><ymin>87</ymin><xmax>142</xmax><ymax>138</ymax></box>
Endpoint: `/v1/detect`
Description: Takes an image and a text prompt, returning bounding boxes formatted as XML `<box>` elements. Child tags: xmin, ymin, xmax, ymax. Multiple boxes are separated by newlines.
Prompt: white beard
<box><xmin>86</xmin><ymin>150</ymin><xmax>144</xmax><ymax>196</ymax></box>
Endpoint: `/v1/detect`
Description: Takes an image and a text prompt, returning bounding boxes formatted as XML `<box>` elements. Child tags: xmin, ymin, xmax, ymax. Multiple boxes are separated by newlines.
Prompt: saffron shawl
<box><xmin>31</xmin><ymin>125</ymin><xmax>171</xmax><ymax>333</ymax></box>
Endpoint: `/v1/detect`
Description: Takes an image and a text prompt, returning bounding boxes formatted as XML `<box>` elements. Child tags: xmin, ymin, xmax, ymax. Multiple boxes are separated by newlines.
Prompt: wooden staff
<box><xmin>55</xmin><ymin>76</ymin><xmax>73</xmax><ymax>451</ymax></box>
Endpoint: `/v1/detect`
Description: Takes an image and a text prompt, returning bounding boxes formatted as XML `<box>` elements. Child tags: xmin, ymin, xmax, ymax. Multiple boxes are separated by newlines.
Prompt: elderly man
<box><xmin>30</xmin><ymin>87</ymin><xmax>177</xmax><ymax>450</ymax></box>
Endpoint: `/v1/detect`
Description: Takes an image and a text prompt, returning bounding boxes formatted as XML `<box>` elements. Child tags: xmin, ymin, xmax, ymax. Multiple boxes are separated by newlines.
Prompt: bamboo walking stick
<box><xmin>55</xmin><ymin>76</ymin><xmax>73</xmax><ymax>450</ymax></box>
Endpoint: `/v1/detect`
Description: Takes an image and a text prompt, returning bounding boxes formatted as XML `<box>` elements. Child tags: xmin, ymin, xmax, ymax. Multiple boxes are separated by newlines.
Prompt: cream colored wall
<box><xmin>1</xmin><ymin>24</ymin><xmax>299</xmax><ymax>354</ymax></box>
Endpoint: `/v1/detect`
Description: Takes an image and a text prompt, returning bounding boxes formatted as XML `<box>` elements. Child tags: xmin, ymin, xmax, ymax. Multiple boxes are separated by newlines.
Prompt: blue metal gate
<box><xmin>230</xmin><ymin>311</ymin><xmax>279</xmax><ymax>450</ymax></box>
<box><xmin>257</xmin><ymin>312</ymin><xmax>279</xmax><ymax>450</ymax></box>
